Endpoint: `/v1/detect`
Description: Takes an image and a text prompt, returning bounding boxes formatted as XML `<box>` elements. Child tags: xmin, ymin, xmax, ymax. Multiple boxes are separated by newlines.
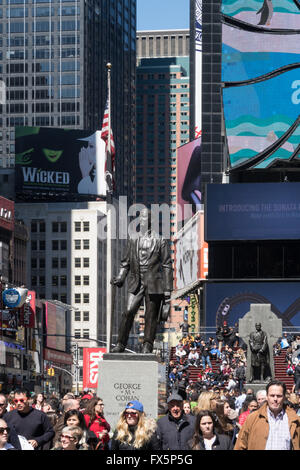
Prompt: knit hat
<box><xmin>167</xmin><ymin>392</ymin><xmax>183</xmax><ymax>404</ymax></box>
<box><xmin>125</xmin><ymin>400</ymin><xmax>144</xmax><ymax>413</ymax></box>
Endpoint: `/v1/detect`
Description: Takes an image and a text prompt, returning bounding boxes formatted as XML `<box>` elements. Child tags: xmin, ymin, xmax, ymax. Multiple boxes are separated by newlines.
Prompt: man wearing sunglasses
<box><xmin>4</xmin><ymin>388</ymin><xmax>55</xmax><ymax>450</ymax></box>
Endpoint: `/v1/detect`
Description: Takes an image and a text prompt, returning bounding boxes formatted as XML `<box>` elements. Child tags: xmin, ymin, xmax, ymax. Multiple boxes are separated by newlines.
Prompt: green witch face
<box><xmin>42</xmin><ymin>148</ymin><xmax>64</xmax><ymax>163</ymax></box>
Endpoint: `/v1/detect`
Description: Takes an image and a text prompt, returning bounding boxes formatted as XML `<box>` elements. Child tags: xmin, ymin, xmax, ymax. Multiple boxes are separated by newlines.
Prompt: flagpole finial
<box><xmin>106</xmin><ymin>62</ymin><xmax>112</xmax><ymax>69</ymax></box>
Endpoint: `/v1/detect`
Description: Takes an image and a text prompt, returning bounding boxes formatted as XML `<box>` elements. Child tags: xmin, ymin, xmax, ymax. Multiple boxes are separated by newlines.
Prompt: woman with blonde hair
<box><xmin>194</xmin><ymin>391</ymin><xmax>218</xmax><ymax>414</ymax></box>
<box><xmin>111</xmin><ymin>400</ymin><xmax>160</xmax><ymax>451</ymax></box>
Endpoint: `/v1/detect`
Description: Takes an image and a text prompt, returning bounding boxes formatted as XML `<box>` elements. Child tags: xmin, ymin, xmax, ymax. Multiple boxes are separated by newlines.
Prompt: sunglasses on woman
<box><xmin>124</xmin><ymin>411</ymin><xmax>138</xmax><ymax>417</ymax></box>
<box><xmin>61</xmin><ymin>434</ymin><xmax>75</xmax><ymax>440</ymax></box>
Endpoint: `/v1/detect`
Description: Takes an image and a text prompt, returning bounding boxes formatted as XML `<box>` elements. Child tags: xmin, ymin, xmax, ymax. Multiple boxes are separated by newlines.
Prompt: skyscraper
<box><xmin>0</xmin><ymin>0</ymin><xmax>136</xmax><ymax>201</ymax></box>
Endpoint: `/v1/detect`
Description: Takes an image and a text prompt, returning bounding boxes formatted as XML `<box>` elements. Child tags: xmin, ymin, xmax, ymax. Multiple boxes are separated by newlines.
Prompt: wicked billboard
<box><xmin>15</xmin><ymin>126</ymin><xmax>107</xmax><ymax>197</ymax></box>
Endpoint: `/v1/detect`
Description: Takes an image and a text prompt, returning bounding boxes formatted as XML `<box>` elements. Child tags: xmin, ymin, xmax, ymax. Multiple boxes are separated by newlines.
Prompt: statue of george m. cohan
<box><xmin>111</xmin><ymin>208</ymin><xmax>173</xmax><ymax>354</ymax></box>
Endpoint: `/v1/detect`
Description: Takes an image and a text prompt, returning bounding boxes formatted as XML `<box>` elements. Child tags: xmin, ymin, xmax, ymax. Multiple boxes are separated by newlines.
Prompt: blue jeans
<box><xmin>202</xmin><ymin>356</ymin><xmax>212</xmax><ymax>369</ymax></box>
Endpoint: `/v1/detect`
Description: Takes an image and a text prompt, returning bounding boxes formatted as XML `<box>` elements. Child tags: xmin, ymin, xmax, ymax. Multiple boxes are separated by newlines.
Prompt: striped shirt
<box><xmin>265</xmin><ymin>408</ymin><xmax>291</xmax><ymax>450</ymax></box>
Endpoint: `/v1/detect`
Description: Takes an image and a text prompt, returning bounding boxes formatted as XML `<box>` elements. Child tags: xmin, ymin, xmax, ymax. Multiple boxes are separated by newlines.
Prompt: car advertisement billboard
<box><xmin>176</xmin><ymin>137</ymin><xmax>202</xmax><ymax>224</ymax></box>
<box><xmin>221</xmin><ymin>0</ymin><xmax>300</xmax><ymax>170</ymax></box>
<box><xmin>205</xmin><ymin>281</ymin><xmax>300</xmax><ymax>328</ymax></box>
<box><xmin>205</xmin><ymin>182</ymin><xmax>300</xmax><ymax>241</ymax></box>
<box><xmin>15</xmin><ymin>126</ymin><xmax>108</xmax><ymax>197</ymax></box>
<box><xmin>83</xmin><ymin>347</ymin><xmax>106</xmax><ymax>390</ymax></box>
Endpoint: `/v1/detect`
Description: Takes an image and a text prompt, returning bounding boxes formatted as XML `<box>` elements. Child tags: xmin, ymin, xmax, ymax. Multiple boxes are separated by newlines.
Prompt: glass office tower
<box><xmin>0</xmin><ymin>0</ymin><xmax>136</xmax><ymax>201</ymax></box>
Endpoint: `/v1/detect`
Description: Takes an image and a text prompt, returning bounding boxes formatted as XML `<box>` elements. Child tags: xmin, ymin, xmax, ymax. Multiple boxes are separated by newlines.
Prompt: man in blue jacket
<box><xmin>157</xmin><ymin>392</ymin><xmax>196</xmax><ymax>450</ymax></box>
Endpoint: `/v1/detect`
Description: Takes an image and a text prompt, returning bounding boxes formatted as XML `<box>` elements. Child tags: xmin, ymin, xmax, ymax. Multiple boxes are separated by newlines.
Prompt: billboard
<box><xmin>15</xmin><ymin>127</ymin><xmax>108</xmax><ymax>197</ymax></box>
<box><xmin>205</xmin><ymin>281</ymin><xmax>300</xmax><ymax>328</ymax></box>
<box><xmin>221</xmin><ymin>0</ymin><xmax>300</xmax><ymax>170</ymax></box>
<box><xmin>174</xmin><ymin>211</ymin><xmax>208</xmax><ymax>290</ymax></box>
<box><xmin>205</xmin><ymin>182</ymin><xmax>300</xmax><ymax>241</ymax></box>
<box><xmin>0</xmin><ymin>197</ymin><xmax>14</xmax><ymax>232</ymax></box>
<box><xmin>45</xmin><ymin>301</ymin><xmax>66</xmax><ymax>352</ymax></box>
<box><xmin>176</xmin><ymin>137</ymin><xmax>202</xmax><ymax>224</ymax></box>
<box><xmin>83</xmin><ymin>347</ymin><xmax>106</xmax><ymax>390</ymax></box>
<box><xmin>195</xmin><ymin>0</ymin><xmax>202</xmax><ymax>137</ymax></box>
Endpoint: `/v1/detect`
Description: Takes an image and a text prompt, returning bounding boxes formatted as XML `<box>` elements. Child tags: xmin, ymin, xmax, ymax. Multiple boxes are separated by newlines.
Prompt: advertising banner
<box><xmin>45</xmin><ymin>302</ymin><xmax>66</xmax><ymax>352</ymax></box>
<box><xmin>205</xmin><ymin>281</ymin><xmax>300</xmax><ymax>328</ymax></box>
<box><xmin>15</xmin><ymin>126</ymin><xmax>107</xmax><ymax>197</ymax></box>
<box><xmin>221</xmin><ymin>0</ymin><xmax>300</xmax><ymax>170</ymax></box>
<box><xmin>205</xmin><ymin>182</ymin><xmax>300</xmax><ymax>241</ymax></box>
<box><xmin>83</xmin><ymin>347</ymin><xmax>106</xmax><ymax>390</ymax></box>
<box><xmin>187</xmin><ymin>294</ymin><xmax>200</xmax><ymax>335</ymax></box>
<box><xmin>176</xmin><ymin>138</ymin><xmax>202</xmax><ymax>224</ymax></box>
<box><xmin>0</xmin><ymin>197</ymin><xmax>14</xmax><ymax>232</ymax></box>
<box><xmin>195</xmin><ymin>0</ymin><xmax>202</xmax><ymax>138</ymax></box>
<box><xmin>19</xmin><ymin>291</ymin><xmax>36</xmax><ymax>328</ymax></box>
<box><xmin>174</xmin><ymin>211</ymin><xmax>207</xmax><ymax>290</ymax></box>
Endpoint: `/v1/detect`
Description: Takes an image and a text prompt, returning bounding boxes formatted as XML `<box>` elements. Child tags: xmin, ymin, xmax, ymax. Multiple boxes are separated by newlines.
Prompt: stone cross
<box><xmin>239</xmin><ymin>304</ymin><xmax>282</xmax><ymax>383</ymax></box>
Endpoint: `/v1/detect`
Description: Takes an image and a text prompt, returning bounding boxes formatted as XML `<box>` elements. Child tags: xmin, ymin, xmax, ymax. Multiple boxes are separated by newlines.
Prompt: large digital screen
<box><xmin>221</xmin><ymin>0</ymin><xmax>300</xmax><ymax>170</ymax></box>
<box><xmin>205</xmin><ymin>182</ymin><xmax>300</xmax><ymax>240</ymax></box>
<box><xmin>15</xmin><ymin>126</ymin><xmax>107</xmax><ymax>197</ymax></box>
<box><xmin>176</xmin><ymin>137</ymin><xmax>202</xmax><ymax>224</ymax></box>
<box><xmin>205</xmin><ymin>281</ymin><xmax>300</xmax><ymax>328</ymax></box>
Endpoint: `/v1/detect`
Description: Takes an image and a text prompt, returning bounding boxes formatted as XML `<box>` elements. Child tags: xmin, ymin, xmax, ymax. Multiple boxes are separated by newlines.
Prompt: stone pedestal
<box><xmin>97</xmin><ymin>353</ymin><xmax>159</xmax><ymax>431</ymax></box>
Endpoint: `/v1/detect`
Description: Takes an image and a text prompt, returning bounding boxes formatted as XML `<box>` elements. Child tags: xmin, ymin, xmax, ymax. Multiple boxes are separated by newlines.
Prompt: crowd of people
<box><xmin>0</xmin><ymin>326</ymin><xmax>299</xmax><ymax>451</ymax></box>
<box><xmin>168</xmin><ymin>326</ymin><xmax>300</xmax><ymax>404</ymax></box>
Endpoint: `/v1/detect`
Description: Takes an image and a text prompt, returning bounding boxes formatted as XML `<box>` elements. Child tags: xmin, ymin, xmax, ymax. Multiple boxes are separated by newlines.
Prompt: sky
<box><xmin>137</xmin><ymin>0</ymin><xmax>190</xmax><ymax>31</ymax></box>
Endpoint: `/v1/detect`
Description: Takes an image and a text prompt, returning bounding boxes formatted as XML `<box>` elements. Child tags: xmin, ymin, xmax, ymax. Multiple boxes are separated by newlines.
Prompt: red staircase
<box><xmin>170</xmin><ymin>347</ymin><xmax>295</xmax><ymax>391</ymax></box>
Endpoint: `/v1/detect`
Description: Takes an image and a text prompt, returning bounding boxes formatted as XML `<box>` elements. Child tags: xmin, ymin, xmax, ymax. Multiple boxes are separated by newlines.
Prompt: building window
<box><xmin>74</xmin><ymin>221</ymin><xmax>81</xmax><ymax>232</ymax></box>
<box><xmin>74</xmin><ymin>258</ymin><xmax>81</xmax><ymax>268</ymax></box>
<box><xmin>60</xmin><ymin>294</ymin><xmax>67</xmax><ymax>303</ymax></box>
<box><xmin>83</xmin><ymin>293</ymin><xmax>89</xmax><ymax>304</ymax></box>
<box><xmin>39</xmin><ymin>258</ymin><xmax>45</xmax><ymax>268</ymax></box>
<box><xmin>74</xmin><ymin>240</ymin><xmax>81</xmax><ymax>250</ymax></box>
<box><xmin>31</xmin><ymin>258</ymin><xmax>37</xmax><ymax>269</ymax></box>
<box><xmin>83</xmin><ymin>258</ymin><xmax>89</xmax><ymax>268</ymax></box>
<box><xmin>31</xmin><ymin>240</ymin><xmax>37</xmax><ymax>251</ymax></box>
<box><xmin>74</xmin><ymin>275</ymin><xmax>81</xmax><ymax>286</ymax></box>
<box><xmin>52</xmin><ymin>276</ymin><xmax>58</xmax><ymax>286</ymax></box>
<box><xmin>52</xmin><ymin>222</ymin><xmax>59</xmax><ymax>232</ymax></box>
<box><xmin>60</xmin><ymin>275</ymin><xmax>67</xmax><ymax>286</ymax></box>
<box><xmin>39</xmin><ymin>240</ymin><xmax>45</xmax><ymax>251</ymax></box>
<box><xmin>83</xmin><ymin>221</ymin><xmax>89</xmax><ymax>232</ymax></box>
<box><xmin>75</xmin><ymin>293</ymin><xmax>81</xmax><ymax>303</ymax></box>
<box><xmin>52</xmin><ymin>240</ymin><xmax>59</xmax><ymax>250</ymax></box>
<box><xmin>82</xmin><ymin>329</ymin><xmax>89</xmax><ymax>339</ymax></box>
<box><xmin>83</xmin><ymin>311</ymin><xmax>89</xmax><ymax>322</ymax></box>
<box><xmin>74</xmin><ymin>329</ymin><xmax>81</xmax><ymax>339</ymax></box>
<box><xmin>83</xmin><ymin>239</ymin><xmax>89</xmax><ymax>250</ymax></box>
<box><xmin>83</xmin><ymin>275</ymin><xmax>89</xmax><ymax>286</ymax></box>
<box><xmin>52</xmin><ymin>258</ymin><xmax>58</xmax><ymax>269</ymax></box>
<box><xmin>61</xmin><ymin>258</ymin><xmax>67</xmax><ymax>268</ymax></box>
<box><xmin>74</xmin><ymin>311</ymin><xmax>81</xmax><ymax>322</ymax></box>
<box><xmin>60</xmin><ymin>240</ymin><xmax>67</xmax><ymax>250</ymax></box>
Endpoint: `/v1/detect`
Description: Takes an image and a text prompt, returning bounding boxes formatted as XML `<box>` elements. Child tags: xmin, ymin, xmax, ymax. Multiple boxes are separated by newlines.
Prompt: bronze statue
<box><xmin>111</xmin><ymin>208</ymin><xmax>173</xmax><ymax>354</ymax></box>
<box><xmin>249</xmin><ymin>323</ymin><xmax>270</xmax><ymax>382</ymax></box>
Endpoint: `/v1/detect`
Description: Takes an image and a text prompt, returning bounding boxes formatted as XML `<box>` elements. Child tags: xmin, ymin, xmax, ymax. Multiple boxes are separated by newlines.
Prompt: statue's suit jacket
<box><xmin>115</xmin><ymin>233</ymin><xmax>173</xmax><ymax>295</ymax></box>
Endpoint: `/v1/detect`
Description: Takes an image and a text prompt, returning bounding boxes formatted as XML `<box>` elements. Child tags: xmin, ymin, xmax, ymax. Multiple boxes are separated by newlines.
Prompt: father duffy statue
<box><xmin>111</xmin><ymin>208</ymin><xmax>173</xmax><ymax>354</ymax></box>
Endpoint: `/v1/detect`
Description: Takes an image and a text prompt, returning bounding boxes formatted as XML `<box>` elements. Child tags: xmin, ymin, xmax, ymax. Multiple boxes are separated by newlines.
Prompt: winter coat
<box><xmin>110</xmin><ymin>424</ymin><xmax>161</xmax><ymax>451</ymax></box>
<box><xmin>187</xmin><ymin>431</ymin><xmax>233</xmax><ymax>450</ymax></box>
<box><xmin>234</xmin><ymin>403</ymin><xmax>300</xmax><ymax>450</ymax></box>
<box><xmin>157</xmin><ymin>412</ymin><xmax>196</xmax><ymax>450</ymax></box>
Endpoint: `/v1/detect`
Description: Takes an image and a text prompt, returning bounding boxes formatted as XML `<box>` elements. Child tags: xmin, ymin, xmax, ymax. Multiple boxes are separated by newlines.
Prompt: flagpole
<box><xmin>106</xmin><ymin>62</ymin><xmax>113</xmax><ymax>353</ymax></box>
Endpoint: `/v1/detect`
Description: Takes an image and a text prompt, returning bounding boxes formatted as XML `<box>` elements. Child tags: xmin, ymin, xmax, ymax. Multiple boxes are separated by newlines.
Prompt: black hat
<box><xmin>167</xmin><ymin>392</ymin><xmax>183</xmax><ymax>404</ymax></box>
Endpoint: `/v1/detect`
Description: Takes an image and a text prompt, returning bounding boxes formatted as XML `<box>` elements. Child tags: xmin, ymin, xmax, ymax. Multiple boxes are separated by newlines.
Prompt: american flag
<box><xmin>101</xmin><ymin>98</ymin><xmax>115</xmax><ymax>173</ymax></box>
